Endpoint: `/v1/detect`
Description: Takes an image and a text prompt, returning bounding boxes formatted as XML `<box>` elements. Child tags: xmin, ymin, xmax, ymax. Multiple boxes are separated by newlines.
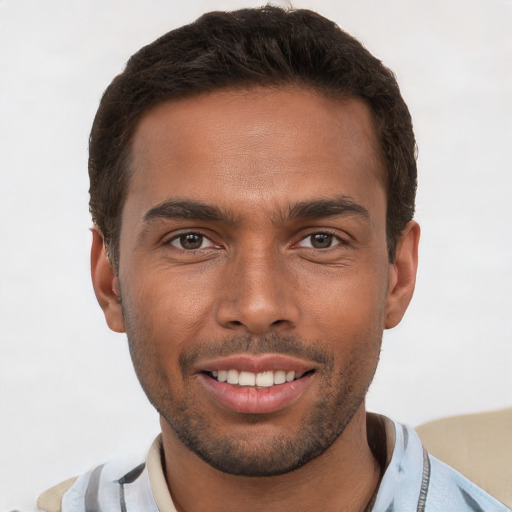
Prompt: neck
<box><xmin>160</xmin><ymin>406</ymin><xmax>383</xmax><ymax>512</ymax></box>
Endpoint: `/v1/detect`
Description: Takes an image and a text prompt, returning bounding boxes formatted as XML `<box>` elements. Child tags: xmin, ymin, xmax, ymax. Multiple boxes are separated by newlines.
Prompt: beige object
<box><xmin>36</xmin><ymin>477</ymin><xmax>77</xmax><ymax>512</ymax></box>
<box><xmin>416</xmin><ymin>408</ymin><xmax>512</xmax><ymax>507</ymax></box>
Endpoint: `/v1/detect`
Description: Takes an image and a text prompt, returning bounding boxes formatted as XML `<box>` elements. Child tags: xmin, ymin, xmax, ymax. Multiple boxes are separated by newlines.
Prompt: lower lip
<box><xmin>199</xmin><ymin>373</ymin><xmax>314</xmax><ymax>414</ymax></box>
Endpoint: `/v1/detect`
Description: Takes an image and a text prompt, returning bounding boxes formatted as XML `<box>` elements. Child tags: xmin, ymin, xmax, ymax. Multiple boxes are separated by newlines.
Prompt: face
<box><xmin>92</xmin><ymin>87</ymin><xmax>418</xmax><ymax>477</ymax></box>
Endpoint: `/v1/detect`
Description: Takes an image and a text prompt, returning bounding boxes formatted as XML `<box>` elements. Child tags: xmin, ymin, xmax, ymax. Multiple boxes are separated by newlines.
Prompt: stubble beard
<box><xmin>124</xmin><ymin>310</ymin><xmax>381</xmax><ymax>477</ymax></box>
<box><xmin>163</xmin><ymin>366</ymin><xmax>369</xmax><ymax>477</ymax></box>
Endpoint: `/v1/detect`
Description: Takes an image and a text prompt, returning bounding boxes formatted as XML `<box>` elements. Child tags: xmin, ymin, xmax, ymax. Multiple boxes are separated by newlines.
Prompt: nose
<box><xmin>216</xmin><ymin>246</ymin><xmax>299</xmax><ymax>335</ymax></box>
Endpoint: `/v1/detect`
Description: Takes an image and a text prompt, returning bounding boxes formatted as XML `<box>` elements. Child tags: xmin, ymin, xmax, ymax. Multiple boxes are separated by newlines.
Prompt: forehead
<box><xmin>126</xmin><ymin>87</ymin><xmax>385</xmax><ymax>220</ymax></box>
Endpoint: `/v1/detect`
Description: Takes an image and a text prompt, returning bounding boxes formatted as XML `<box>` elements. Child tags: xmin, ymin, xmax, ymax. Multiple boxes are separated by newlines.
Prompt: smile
<box><xmin>196</xmin><ymin>355</ymin><xmax>317</xmax><ymax>414</ymax></box>
<box><xmin>208</xmin><ymin>369</ymin><xmax>305</xmax><ymax>387</ymax></box>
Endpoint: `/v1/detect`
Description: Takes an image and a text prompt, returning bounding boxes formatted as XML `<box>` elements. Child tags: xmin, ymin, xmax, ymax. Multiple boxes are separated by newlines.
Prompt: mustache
<box><xmin>179</xmin><ymin>333</ymin><xmax>329</xmax><ymax>371</ymax></box>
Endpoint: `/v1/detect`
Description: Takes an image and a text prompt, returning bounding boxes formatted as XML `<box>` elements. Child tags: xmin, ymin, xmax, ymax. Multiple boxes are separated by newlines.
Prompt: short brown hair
<box><xmin>89</xmin><ymin>6</ymin><xmax>417</xmax><ymax>269</ymax></box>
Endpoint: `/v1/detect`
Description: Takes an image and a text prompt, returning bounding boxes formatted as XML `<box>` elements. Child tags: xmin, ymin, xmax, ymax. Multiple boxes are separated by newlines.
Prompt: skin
<box><xmin>91</xmin><ymin>87</ymin><xmax>419</xmax><ymax>512</ymax></box>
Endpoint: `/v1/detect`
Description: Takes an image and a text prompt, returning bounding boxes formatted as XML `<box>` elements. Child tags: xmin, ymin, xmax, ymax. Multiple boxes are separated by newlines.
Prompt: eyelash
<box><xmin>296</xmin><ymin>231</ymin><xmax>347</xmax><ymax>250</ymax></box>
<box><xmin>163</xmin><ymin>230</ymin><xmax>347</xmax><ymax>252</ymax></box>
<box><xmin>165</xmin><ymin>231</ymin><xmax>217</xmax><ymax>251</ymax></box>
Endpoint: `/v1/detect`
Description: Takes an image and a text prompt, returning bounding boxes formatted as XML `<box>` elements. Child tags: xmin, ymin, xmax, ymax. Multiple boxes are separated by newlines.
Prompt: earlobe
<box><xmin>384</xmin><ymin>221</ymin><xmax>420</xmax><ymax>329</ymax></box>
<box><xmin>90</xmin><ymin>227</ymin><xmax>126</xmax><ymax>333</ymax></box>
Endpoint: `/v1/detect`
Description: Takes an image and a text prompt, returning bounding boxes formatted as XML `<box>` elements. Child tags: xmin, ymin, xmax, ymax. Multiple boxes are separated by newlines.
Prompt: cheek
<box><xmin>122</xmin><ymin>267</ymin><xmax>216</xmax><ymax>352</ymax></box>
<box><xmin>296</xmin><ymin>264</ymin><xmax>389</xmax><ymax>335</ymax></box>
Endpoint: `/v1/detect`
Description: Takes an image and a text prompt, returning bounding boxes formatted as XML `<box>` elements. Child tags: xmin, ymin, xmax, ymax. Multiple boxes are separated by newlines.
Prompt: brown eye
<box><xmin>298</xmin><ymin>233</ymin><xmax>337</xmax><ymax>249</ymax></box>
<box><xmin>307</xmin><ymin>233</ymin><xmax>334</xmax><ymax>249</ymax></box>
<box><xmin>170</xmin><ymin>233</ymin><xmax>207</xmax><ymax>250</ymax></box>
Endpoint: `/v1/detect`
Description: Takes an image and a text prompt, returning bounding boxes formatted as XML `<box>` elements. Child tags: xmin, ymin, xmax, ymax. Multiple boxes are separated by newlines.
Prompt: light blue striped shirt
<box><xmin>39</xmin><ymin>418</ymin><xmax>509</xmax><ymax>512</ymax></box>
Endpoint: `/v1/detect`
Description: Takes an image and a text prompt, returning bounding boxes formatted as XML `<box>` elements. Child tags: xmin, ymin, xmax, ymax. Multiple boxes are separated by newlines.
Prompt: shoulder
<box><xmin>426</xmin><ymin>453</ymin><xmax>510</xmax><ymax>511</ymax></box>
<box><xmin>36</xmin><ymin>455</ymin><xmax>154</xmax><ymax>512</ymax></box>
<box><xmin>374</xmin><ymin>418</ymin><xmax>509</xmax><ymax>511</ymax></box>
<box><xmin>37</xmin><ymin>477</ymin><xmax>78</xmax><ymax>512</ymax></box>
<box><xmin>416</xmin><ymin>408</ymin><xmax>512</xmax><ymax>507</ymax></box>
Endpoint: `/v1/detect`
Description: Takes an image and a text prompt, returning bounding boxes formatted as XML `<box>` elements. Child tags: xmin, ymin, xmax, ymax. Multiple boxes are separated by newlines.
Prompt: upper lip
<box><xmin>194</xmin><ymin>354</ymin><xmax>317</xmax><ymax>375</ymax></box>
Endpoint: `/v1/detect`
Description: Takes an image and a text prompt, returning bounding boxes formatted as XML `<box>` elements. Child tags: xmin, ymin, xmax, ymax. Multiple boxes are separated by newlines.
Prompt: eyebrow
<box><xmin>143</xmin><ymin>200</ymin><xmax>237</xmax><ymax>224</ymax></box>
<box><xmin>142</xmin><ymin>196</ymin><xmax>369</xmax><ymax>226</ymax></box>
<box><xmin>287</xmin><ymin>196</ymin><xmax>369</xmax><ymax>221</ymax></box>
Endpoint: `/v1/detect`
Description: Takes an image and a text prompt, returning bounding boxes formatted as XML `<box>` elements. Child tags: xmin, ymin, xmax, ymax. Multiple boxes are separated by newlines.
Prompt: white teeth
<box><xmin>255</xmin><ymin>371</ymin><xmax>274</xmax><ymax>387</ymax></box>
<box><xmin>273</xmin><ymin>370</ymin><xmax>286</xmax><ymax>385</ymax></box>
<box><xmin>227</xmin><ymin>369</ymin><xmax>239</xmax><ymax>384</ymax></box>
<box><xmin>238</xmin><ymin>371</ymin><xmax>256</xmax><ymax>386</ymax></box>
<box><xmin>211</xmin><ymin>369</ymin><xmax>301</xmax><ymax>387</ymax></box>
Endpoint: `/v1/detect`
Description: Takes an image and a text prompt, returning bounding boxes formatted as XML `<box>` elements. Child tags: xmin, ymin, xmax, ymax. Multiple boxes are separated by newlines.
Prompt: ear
<box><xmin>90</xmin><ymin>227</ymin><xmax>125</xmax><ymax>333</ymax></box>
<box><xmin>384</xmin><ymin>221</ymin><xmax>420</xmax><ymax>329</ymax></box>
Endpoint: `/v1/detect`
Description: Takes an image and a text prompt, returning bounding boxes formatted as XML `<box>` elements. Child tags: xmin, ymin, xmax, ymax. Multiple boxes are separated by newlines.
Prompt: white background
<box><xmin>0</xmin><ymin>0</ymin><xmax>511</xmax><ymax>509</ymax></box>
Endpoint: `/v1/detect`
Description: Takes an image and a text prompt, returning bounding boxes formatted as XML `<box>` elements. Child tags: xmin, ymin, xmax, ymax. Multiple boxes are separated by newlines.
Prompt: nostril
<box><xmin>227</xmin><ymin>318</ymin><xmax>286</xmax><ymax>330</ymax></box>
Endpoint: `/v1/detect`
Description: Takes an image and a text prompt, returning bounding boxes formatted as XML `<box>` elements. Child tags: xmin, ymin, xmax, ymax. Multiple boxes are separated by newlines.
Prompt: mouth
<box><xmin>196</xmin><ymin>355</ymin><xmax>317</xmax><ymax>414</ymax></box>
<box><xmin>204</xmin><ymin>368</ymin><xmax>314</xmax><ymax>388</ymax></box>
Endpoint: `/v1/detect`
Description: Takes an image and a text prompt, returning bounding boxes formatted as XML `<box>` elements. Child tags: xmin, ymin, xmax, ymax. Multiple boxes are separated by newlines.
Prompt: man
<box><xmin>37</xmin><ymin>6</ymin><xmax>508</xmax><ymax>512</ymax></box>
